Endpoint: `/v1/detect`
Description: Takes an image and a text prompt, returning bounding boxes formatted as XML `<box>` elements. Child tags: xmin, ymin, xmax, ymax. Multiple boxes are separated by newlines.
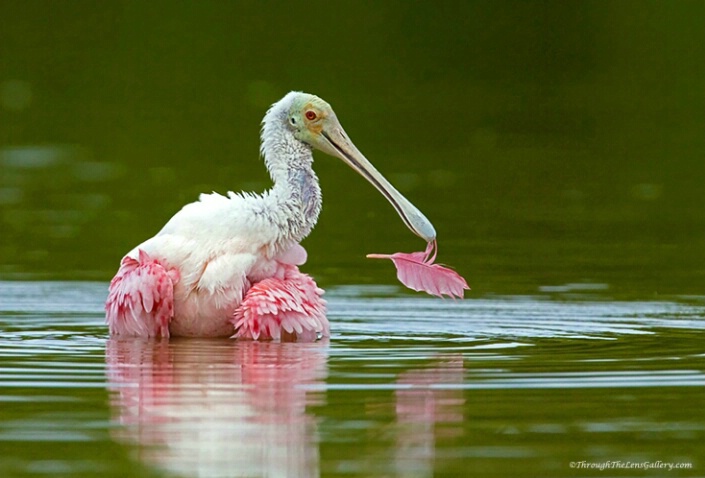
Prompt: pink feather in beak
<box><xmin>367</xmin><ymin>240</ymin><xmax>469</xmax><ymax>298</ymax></box>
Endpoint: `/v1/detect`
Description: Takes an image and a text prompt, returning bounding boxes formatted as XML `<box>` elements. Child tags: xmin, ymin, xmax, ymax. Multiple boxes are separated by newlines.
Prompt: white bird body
<box><xmin>122</xmin><ymin>187</ymin><xmax>315</xmax><ymax>336</ymax></box>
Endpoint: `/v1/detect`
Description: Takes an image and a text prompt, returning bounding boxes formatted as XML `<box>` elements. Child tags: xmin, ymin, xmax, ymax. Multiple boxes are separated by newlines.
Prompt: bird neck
<box><xmin>261</xmin><ymin>128</ymin><xmax>322</xmax><ymax>245</ymax></box>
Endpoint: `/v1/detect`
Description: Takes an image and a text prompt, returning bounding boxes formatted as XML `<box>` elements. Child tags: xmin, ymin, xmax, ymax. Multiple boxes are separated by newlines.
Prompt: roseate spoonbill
<box><xmin>106</xmin><ymin>91</ymin><xmax>436</xmax><ymax>340</ymax></box>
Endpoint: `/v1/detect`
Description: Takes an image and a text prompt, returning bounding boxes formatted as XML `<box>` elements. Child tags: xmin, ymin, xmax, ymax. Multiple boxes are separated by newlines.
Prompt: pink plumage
<box><xmin>367</xmin><ymin>240</ymin><xmax>470</xmax><ymax>298</ymax></box>
<box><xmin>232</xmin><ymin>266</ymin><xmax>328</xmax><ymax>341</ymax></box>
<box><xmin>105</xmin><ymin>249</ymin><xmax>327</xmax><ymax>341</ymax></box>
<box><xmin>106</xmin><ymin>250</ymin><xmax>179</xmax><ymax>338</ymax></box>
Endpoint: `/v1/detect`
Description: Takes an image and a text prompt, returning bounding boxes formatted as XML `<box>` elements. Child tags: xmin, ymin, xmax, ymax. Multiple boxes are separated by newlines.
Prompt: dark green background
<box><xmin>1</xmin><ymin>0</ymin><xmax>703</xmax><ymax>297</ymax></box>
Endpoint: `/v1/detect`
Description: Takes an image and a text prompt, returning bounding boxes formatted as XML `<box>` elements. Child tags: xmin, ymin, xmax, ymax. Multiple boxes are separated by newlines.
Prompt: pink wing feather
<box><xmin>367</xmin><ymin>240</ymin><xmax>469</xmax><ymax>298</ymax></box>
<box><xmin>105</xmin><ymin>250</ymin><xmax>179</xmax><ymax>337</ymax></box>
<box><xmin>232</xmin><ymin>265</ymin><xmax>328</xmax><ymax>341</ymax></box>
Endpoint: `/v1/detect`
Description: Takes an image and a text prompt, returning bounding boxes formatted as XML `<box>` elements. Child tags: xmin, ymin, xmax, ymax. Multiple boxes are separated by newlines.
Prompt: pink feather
<box><xmin>367</xmin><ymin>240</ymin><xmax>470</xmax><ymax>298</ymax></box>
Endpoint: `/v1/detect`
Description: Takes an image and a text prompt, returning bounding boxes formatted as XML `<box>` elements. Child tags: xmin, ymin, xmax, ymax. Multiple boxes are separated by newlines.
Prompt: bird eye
<box><xmin>290</xmin><ymin>117</ymin><xmax>296</xmax><ymax>125</ymax></box>
<box><xmin>305</xmin><ymin>110</ymin><xmax>317</xmax><ymax>120</ymax></box>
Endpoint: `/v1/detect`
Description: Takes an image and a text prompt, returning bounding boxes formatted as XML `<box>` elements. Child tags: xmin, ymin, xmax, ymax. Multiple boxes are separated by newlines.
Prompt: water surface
<box><xmin>1</xmin><ymin>282</ymin><xmax>703</xmax><ymax>477</ymax></box>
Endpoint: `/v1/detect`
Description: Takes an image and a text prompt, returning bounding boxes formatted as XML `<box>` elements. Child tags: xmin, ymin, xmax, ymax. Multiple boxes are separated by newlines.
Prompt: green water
<box><xmin>1</xmin><ymin>1</ymin><xmax>704</xmax><ymax>476</ymax></box>
<box><xmin>1</xmin><ymin>0</ymin><xmax>704</xmax><ymax>288</ymax></box>
<box><xmin>1</xmin><ymin>283</ymin><xmax>704</xmax><ymax>477</ymax></box>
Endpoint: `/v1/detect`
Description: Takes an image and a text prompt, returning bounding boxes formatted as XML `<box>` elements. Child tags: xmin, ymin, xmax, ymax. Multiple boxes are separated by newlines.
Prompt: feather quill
<box><xmin>367</xmin><ymin>240</ymin><xmax>469</xmax><ymax>298</ymax></box>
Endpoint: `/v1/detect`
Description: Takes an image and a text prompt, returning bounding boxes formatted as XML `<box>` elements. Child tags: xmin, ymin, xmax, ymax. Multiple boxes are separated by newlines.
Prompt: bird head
<box><xmin>277</xmin><ymin>92</ymin><xmax>436</xmax><ymax>243</ymax></box>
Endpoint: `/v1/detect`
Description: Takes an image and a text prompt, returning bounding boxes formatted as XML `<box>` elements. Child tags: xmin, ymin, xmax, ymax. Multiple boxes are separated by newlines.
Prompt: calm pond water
<box><xmin>1</xmin><ymin>281</ymin><xmax>703</xmax><ymax>477</ymax></box>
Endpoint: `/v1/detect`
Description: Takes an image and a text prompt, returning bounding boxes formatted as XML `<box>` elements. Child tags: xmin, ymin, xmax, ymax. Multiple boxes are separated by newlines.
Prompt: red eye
<box><xmin>305</xmin><ymin>110</ymin><xmax>317</xmax><ymax>120</ymax></box>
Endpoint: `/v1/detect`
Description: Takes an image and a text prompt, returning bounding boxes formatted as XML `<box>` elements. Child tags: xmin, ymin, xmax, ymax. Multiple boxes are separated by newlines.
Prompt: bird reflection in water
<box><xmin>106</xmin><ymin>339</ymin><xmax>465</xmax><ymax>477</ymax></box>
<box><xmin>105</xmin><ymin>338</ymin><xmax>328</xmax><ymax>478</ymax></box>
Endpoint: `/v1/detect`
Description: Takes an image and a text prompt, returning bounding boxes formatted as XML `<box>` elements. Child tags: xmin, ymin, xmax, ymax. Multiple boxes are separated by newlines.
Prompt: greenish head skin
<box><xmin>286</xmin><ymin>93</ymin><xmax>436</xmax><ymax>243</ymax></box>
<box><xmin>287</xmin><ymin>94</ymin><xmax>340</xmax><ymax>158</ymax></box>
